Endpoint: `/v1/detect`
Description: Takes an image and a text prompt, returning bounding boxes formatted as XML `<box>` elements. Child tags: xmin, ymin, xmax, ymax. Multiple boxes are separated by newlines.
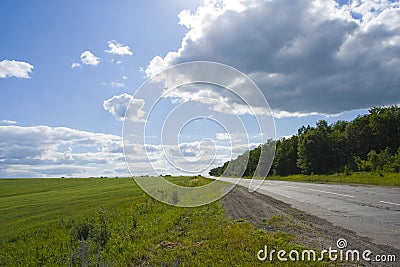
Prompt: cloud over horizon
<box><xmin>145</xmin><ymin>0</ymin><xmax>400</xmax><ymax>116</ymax></box>
<box><xmin>0</xmin><ymin>125</ymin><xmax>240</xmax><ymax>177</ymax></box>
<box><xmin>0</xmin><ymin>125</ymin><xmax>128</xmax><ymax>178</ymax></box>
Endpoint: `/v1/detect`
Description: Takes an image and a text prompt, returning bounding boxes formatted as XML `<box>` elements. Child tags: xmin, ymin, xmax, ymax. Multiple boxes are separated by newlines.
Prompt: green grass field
<box><xmin>164</xmin><ymin>175</ymin><xmax>213</xmax><ymax>187</ymax></box>
<box><xmin>267</xmin><ymin>172</ymin><xmax>400</xmax><ymax>186</ymax></box>
<box><xmin>0</xmin><ymin>177</ymin><xmax>324</xmax><ymax>266</ymax></box>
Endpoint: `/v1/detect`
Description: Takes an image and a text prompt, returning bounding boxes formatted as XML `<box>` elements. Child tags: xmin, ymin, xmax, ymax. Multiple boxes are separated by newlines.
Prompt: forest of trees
<box><xmin>209</xmin><ymin>106</ymin><xmax>400</xmax><ymax>177</ymax></box>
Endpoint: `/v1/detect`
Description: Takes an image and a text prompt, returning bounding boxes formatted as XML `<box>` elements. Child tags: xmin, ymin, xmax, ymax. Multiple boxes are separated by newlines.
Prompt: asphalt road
<box><xmin>216</xmin><ymin>177</ymin><xmax>400</xmax><ymax>250</ymax></box>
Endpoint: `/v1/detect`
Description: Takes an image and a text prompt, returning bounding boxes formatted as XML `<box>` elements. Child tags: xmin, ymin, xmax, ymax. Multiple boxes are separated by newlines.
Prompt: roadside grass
<box><xmin>267</xmin><ymin>172</ymin><xmax>400</xmax><ymax>187</ymax></box>
<box><xmin>262</xmin><ymin>215</ymin><xmax>295</xmax><ymax>228</ymax></box>
<box><xmin>164</xmin><ymin>175</ymin><xmax>213</xmax><ymax>187</ymax></box>
<box><xmin>0</xmin><ymin>178</ymin><xmax>327</xmax><ymax>266</ymax></box>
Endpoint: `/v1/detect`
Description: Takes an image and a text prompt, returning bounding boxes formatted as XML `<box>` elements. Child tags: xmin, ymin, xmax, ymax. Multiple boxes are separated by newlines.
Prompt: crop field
<box><xmin>0</xmin><ymin>177</ymin><xmax>323</xmax><ymax>266</ymax></box>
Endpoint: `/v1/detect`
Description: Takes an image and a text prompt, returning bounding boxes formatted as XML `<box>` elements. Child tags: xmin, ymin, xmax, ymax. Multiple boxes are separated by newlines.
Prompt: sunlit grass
<box><xmin>268</xmin><ymin>172</ymin><xmax>400</xmax><ymax>186</ymax></box>
<box><xmin>0</xmin><ymin>177</ymin><xmax>327</xmax><ymax>266</ymax></box>
<box><xmin>164</xmin><ymin>175</ymin><xmax>213</xmax><ymax>187</ymax></box>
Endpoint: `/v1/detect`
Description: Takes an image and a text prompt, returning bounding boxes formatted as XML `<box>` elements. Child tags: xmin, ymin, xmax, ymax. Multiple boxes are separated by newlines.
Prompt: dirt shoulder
<box><xmin>221</xmin><ymin>185</ymin><xmax>399</xmax><ymax>266</ymax></box>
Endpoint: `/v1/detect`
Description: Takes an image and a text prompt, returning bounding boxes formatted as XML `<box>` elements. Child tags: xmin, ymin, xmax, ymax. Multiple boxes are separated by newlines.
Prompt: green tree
<box><xmin>273</xmin><ymin>136</ymin><xmax>300</xmax><ymax>176</ymax></box>
<box><xmin>331</xmin><ymin>120</ymin><xmax>354</xmax><ymax>172</ymax></box>
<box><xmin>345</xmin><ymin>115</ymin><xmax>372</xmax><ymax>159</ymax></box>
<box><xmin>210</xmin><ymin>105</ymin><xmax>400</xmax><ymax>177</ymax></box>
<box><xmin>297</xmin><ymin>120</ymin><xmax>333</xmax><ymax>174</ymax></box>
<box><xmin>393</xmin><ymin>148</ymin><xmax>400</xmax><ymax>172</ymax></box>
<box><xmin>243</xmin><ymin>145</ymin><xmax>261</xmax><ymax>177</ymax></box>
<box><xmin>369</xmin><ymin>106</ymin><xmax>400</xmax><ymax>154</ymax></box>
<box><xmin>368</xmin><ymin>147</ymin><xmax>393</xmax><ymax>172</ymax></box>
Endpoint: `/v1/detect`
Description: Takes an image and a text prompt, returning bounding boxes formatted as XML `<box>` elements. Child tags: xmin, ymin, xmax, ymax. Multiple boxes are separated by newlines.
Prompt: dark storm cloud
<box><xmin>147</xmin><ymin>0</ymin><xmax>400</xmax><ymax>115</ymax></box>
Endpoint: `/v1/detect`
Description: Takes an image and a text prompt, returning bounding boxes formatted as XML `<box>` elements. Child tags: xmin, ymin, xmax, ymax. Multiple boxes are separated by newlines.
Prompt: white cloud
<box><xmin>0</xmin><ymin>60</ymin><xmax>33</xmax><ymax>79</ymax></box>
<box><xmin>0</xmin><ymin>120</ymin><xmax>17</xmax><ymax>125</ymax></box>
<box><xmin>272</xmin><ymin>110</ymin><xmax>320</xmax><ymax>119</ymax></box>
<box><xmin>110</xmin><ymin>81</ymin><xmax>125</xmax><ymax>88</ymax></box>
<box><xmin>71</xmin><ymin>62</ymin><xmax>81</xmax><ymax>68</ymax></box>
<box><xmin>161</xmin><ymin>81</ymin><xmax>271</xmax><ymax>116</ymax></box>
<box><xmin>145</xmin><ymin>56</ymin><xmax>169</xmax><ymax>77</ymax></box>
<box><xmin>145</xmin><ymin>0</ymin><xmax>400</xmax><ymax>116</ymax></box>
<box><xmin>216</xmin><ymin>132</ymin><xmax>230</xmax><ymax>140</ymax></box>
<box><xmin>103</xmin><ymin>81</ymin><xmax>126</xmax><ymax>89</ymax></box>
<box><xmin>137</xmin><ymin>140</ymin><xmax>258</xmax><ymax>176</ymax></box>
<box><xmin>0</xmin><ymin>125</ymin><xmax>128</xmax><ymax>178</ymax></box>
<box><xmin>80</xmin><ymin>51</ymin><xmax>100</xmax><ymax>66</ymax></box>
<box><xmin>0</xmin><ymin>124</ymin><xmax>245</xmax><ymax>177</ymax></box>
<box><xmin>103</xmin><ymin>93</ymin><xmax>145</xmax><ymax>122</ymax></box>
<box><xmin>105</xmin><ymin>40</ymin><xmax>133</xmax><ymax>56</ymax></box>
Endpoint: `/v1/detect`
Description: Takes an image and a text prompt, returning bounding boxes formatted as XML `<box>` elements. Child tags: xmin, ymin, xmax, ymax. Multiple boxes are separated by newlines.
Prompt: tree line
<box><xmin>209</xmin><ymin>106</ymin><xmax>400</xmax><ymax>177</ymax></box>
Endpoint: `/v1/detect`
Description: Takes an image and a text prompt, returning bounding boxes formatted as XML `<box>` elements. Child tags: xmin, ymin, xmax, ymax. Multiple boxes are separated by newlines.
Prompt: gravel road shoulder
<box><xmin>221</xmin><ymin>185</ymin><xmax>399</xmax><ymax>266</ymax></box>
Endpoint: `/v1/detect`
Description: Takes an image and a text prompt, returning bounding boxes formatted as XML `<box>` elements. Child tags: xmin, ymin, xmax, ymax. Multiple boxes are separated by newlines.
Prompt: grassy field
<box><xmin>164</xmin><ymin>175</ymin><xmax>213</xmax><ymax>187</ymax></box>
<box><xmin>268</xmin><ymin>172</ymin><xmax>400</xmax><ymax>186</ymax></box>
<box><xmin>0</xmin><ymin>177</ymin><xmax>325</xmax><ymax>266</ymax></box>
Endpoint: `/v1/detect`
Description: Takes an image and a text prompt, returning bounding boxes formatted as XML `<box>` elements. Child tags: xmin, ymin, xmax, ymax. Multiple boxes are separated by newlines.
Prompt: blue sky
<box><xmin>0</xmin><ymin>0</ymin><xmax>202</xmax><ymax>135</ymax></box>
<box><xmin>1</xmin><ymin>0</ymin><xmax>399</xmax><ymax>177</ymax></box>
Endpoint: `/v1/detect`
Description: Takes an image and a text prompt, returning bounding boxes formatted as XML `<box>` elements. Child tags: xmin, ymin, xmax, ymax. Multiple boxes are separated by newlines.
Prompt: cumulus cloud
<box><xmin>0</xmin><ymin>125</ymin><xmax>242</xmax><ymax>177</ymax></box>
<box><xmin>103</xmin><ymin>93</ymin><xmax>145</xmax><ymax>122</ymax></box>
<box><xmin>145</xmin><ymin>56</ymin><xmax>170</xmax><ymax>77</ymax></box>
<box><xmin>71</xmin><ymin>62</ymin><xmax>81</xmax><ymax>68</ymax></box>
<box><xmin>105</xmin><ymin>40</ymin><xmax>133</xmax><ymax>56</ymax></box>
<box><xmin>0</xmin><ymin>60</ymin><xmax>33</xmax><ymax>79</ymax></box>
<box><xmin>145</xmin><ymin>0</ymin><xmax>400</xmax><ymax>116</ymax></box>
<box><xmin>80</xmin><ymin>51</ymin><xmax>100</xmax><ymax>65</ymax></box>
<box><xmin>0</xmin><ymin>125</ymin><xmax>128</xmax><ymax>178</ymax></box>
<box><xmin>139</xmin><ymin>140</ymin><xmax>259</xmax><ymax>176</ymax></box>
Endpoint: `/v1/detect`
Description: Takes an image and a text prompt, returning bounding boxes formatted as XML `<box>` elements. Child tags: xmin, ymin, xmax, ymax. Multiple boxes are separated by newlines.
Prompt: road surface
<box><xmin>216</xmin><ymin>177</ymin><xmax>400</xmax><ymax>250</ymax></box>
